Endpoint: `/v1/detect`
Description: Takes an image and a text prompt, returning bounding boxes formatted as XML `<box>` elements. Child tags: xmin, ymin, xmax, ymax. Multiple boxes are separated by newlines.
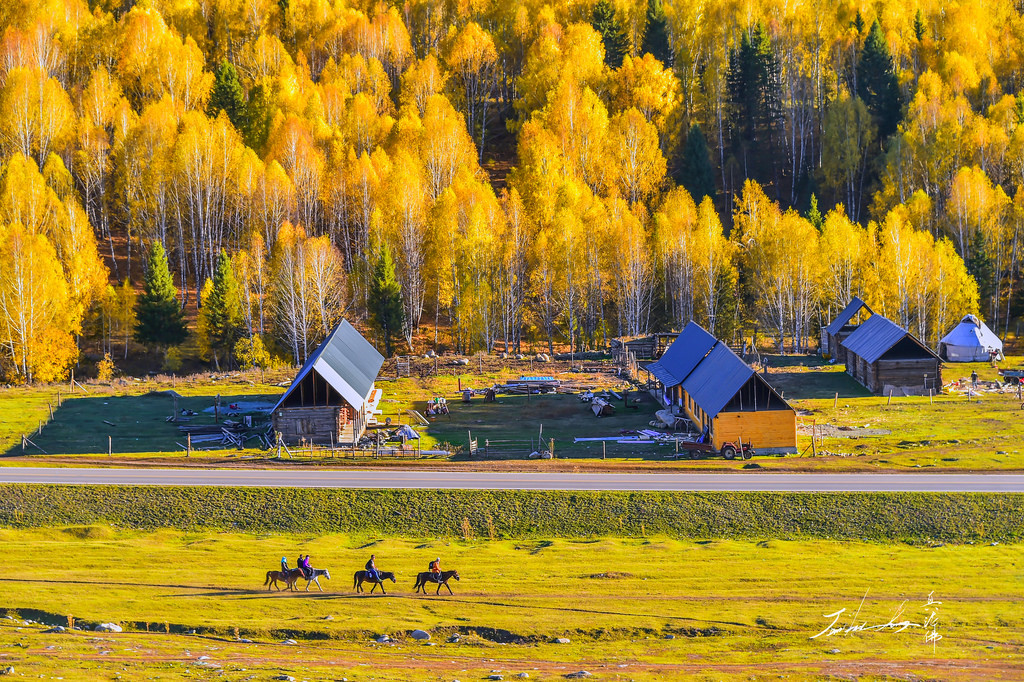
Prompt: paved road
<box><xmin>1</xmin><ymin>468</ymin><xmax>1022</xmax><ymax>492</ymax></box>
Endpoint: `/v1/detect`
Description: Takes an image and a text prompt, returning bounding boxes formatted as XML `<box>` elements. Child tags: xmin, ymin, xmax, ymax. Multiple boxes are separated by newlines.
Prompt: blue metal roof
<box><xmin>840</xmin><ymin>314</ymin><xmax>937</xmax><ymax>364</ymax></box>
<box><xmin>825</xmin><ymin>296</ymin><xmax>871</xmax><ymax>335</ymax></box>
<box><xmin>647</xmin><ymin>321</ymin><xmax>717</xmax><ymax>387</ymax></box>
<box><xmin>682</xmin><ymin>342</ymin><xmax>755</xmax><ymax>419</ymax></box>
<box><xmin>273</xmin><ymin>320</ymin><xmax>385</xmax><ymax>411</ymax></box>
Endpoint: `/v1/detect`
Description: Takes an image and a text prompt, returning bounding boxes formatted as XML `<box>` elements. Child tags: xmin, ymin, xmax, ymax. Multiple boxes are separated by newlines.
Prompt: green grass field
<box><xmin>0</xmin><ymin>527</ymin><xmax>1020</xmax><ymax>680</ymax></box>
<box><xmin>3</xmin><ymin>357</ymin><xmax>1024</xmax><ymax>470</ymax></box>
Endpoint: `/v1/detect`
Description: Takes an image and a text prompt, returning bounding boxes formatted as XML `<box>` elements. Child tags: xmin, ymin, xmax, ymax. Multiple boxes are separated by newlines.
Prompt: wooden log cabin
<box><xmin>821</xmin><ymin>296</ymin><xmax>872</xmax><ymax>364</ymax></box>
<box><xmin>840</xmin><ymin>314</ymin><xmax>942</xmax><ymax>395</ymax></box>
<box><xmin>272</xmin><ymin>320</ymin><xmax>385</xmax><ymax>445</ymax></box>
<box><xmin>646</xmin><ymin>322</ymin><xmax>797</xmax><ymax>454</ymax></box>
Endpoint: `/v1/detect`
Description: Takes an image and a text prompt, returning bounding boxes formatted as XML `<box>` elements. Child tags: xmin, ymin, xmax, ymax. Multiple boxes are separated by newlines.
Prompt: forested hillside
<box><xmin>0</xmin><ymin>0</ymin><xmax>1018</xmax><ymax>381</ymax></box>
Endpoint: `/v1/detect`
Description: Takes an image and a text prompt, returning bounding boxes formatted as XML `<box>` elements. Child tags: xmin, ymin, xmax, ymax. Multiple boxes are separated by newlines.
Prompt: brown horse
<box><xmin>414</xmin><ymin>570</ymin><xmax>460</xmax><ymax>595</ymax></box>
<box><xmin>264</xmin><ymin>568</ymin><xmax>302</xmax><ymax>591</ymax></box>
<box><xmin>353</xmin><ymin>570</ymin><xmax>396</xmax><ymax>594</ymax></box>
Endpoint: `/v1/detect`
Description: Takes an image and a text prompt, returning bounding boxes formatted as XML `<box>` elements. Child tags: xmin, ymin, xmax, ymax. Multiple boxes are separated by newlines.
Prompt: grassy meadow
<box><xmin>1</xmin><ymin>356</ymin><xmax>1023</xmax><ymax>470</ymax></box>
<box><xmin>0</xmin><ymin>527</ymin><xmax>1021</xmax><ymax>680</ymax></box>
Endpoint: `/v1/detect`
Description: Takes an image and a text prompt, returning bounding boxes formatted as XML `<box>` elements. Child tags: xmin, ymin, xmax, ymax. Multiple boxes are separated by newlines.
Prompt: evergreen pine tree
<box><xmin>806</xmin><ymin>194</ymin><xmax>823</xmax><ymax>230</ymax></box>
<box><xmin>640</xmin><ymin>0</ymin><xmax>672</xmax><ymax>65</ymax></box>
<box><xmin>135</xmin><ymin>242</ymin><xmax>188</xmax><ymax>352</ymax></box>
<box><xmin>913</xmin><ymin>9</ymin><xmax>926</xmax><ymax>42</ymax></box>
<box><xmin>857</xmin><ymin>19</ymin><xmax>902</xmax><ymax>138</ymax></box>
<box><xmin>677</xmin><ymin>124</ymin><xmax>716</xmax><ymax>202</ymax></box>
<box><xmin>198</xmin><ymin>249</ymin><xmax>242</xmax><ymax>369</ymax></box>
<box><xmin>208</xmin><ymin>61</ymin><xmax>246</xmax><ymax>131</ymax></box>
<box><xmin>968</xmin><ymin>229</ymin><xmax>994</xmax><ymax>313</ymax></box>
<box><xmin>244</xmin><ymin>84</ymin><xmax>274</xmax><ymax>153</ymax></box>
<box><xmin>728</xmin><ymin>22</ymin><xmax>782</xmax><ymax>180</ymax></box>
<box><xmin>591</xmin><ymin>0</ymin><xmax>630</xmax><ymax>68</ymax></box>
<box><xmin>369</xmin><ymin>245</ymin><xmax>404</xmax><ymax>357</ymax></box>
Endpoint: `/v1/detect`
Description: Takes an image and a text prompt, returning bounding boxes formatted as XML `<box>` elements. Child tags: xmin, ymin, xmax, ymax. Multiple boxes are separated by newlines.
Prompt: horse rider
<box><xmin>297</xmin><ymin>554</ymin><xmax>311</xmax><ymax>579</ymax></box>
<box><xmin>365</xmin><ymin>554</ymin><xmax>378</xmax><ymax>581</ymax></box>
<box><xmin>429</xmin><ymin>557</ymin><xmax>441</xmax><ymax>581</ymax></box>
<box><xmin>280</xmin><ymin>556</ymin><xmax>289</xmax><ymax>574</ymax></box>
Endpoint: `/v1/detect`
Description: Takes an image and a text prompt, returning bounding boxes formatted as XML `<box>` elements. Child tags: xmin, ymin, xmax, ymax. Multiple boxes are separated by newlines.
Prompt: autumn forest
<box><xmin>0</xmin><ymin>0</ymin><xmax>1019</xmax><ymax>381</ymax></box>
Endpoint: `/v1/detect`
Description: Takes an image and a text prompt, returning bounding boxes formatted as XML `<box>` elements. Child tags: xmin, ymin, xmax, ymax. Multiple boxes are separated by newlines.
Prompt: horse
<box><xmin>353</xmin><ymin>570</ymin><xmax>397</xmax><ymax>594</ymax></box>
<box><xmin>414</xmin><ymin>570</ymin><xmax>460</xmax><ymax>595</ymax></box>
<box><xmin>303</xmin><ymin>568</ymin><xmax>331</xmax><ymax>592</ymax></box>
<box><xmin>264</xmin><ymin>568</ymin><xmax>302</xmax><ymax>591</ymax></box>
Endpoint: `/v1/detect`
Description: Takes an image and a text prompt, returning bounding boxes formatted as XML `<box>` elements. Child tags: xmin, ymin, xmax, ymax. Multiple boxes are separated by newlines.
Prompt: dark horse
<box><xmin>414</xmin><ymin>570</ymin><xmax>460</xmax><ymax>595</ymax></box>
<box><xmin>264</xmin><ymin>568</ymin><xmax>302</xmax><ymax>591</ymax></box>
<box><xmin>353</xmin><ymin>570</ymin><xmax>396</xmax><ymax>594</ymax></box>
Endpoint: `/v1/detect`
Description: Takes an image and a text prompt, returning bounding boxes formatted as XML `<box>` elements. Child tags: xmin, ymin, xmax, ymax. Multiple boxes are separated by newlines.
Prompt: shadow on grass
<box><xmin>4</xmin><ymin>392</ymin><xmax>276</xmax><ymax>456</ymax></box>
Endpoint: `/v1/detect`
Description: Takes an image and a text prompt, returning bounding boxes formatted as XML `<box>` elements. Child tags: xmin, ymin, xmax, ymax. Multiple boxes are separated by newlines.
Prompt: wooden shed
<box><xmin>645</xmin><ymin>321</ymin><xmax>796</xmax><ymax>454</ymax></box>
<box><xmin>272</xmin><ymin>320</ymin><xmax>385</xmax><ymax>445</ymax></box>
<box><xmin>840</xmin><ymin>314</ymin><xmax>942</xmax><ymax>395</ymax></box>
<box><xmin>822</xmin><ymin>297</ymin><xmax>872</xmax><ymax>364</ymax></box>
<box><xmin>680</xmin><ymin>343</ymin><xmax>797</xmax><ymax>454</ymax></box>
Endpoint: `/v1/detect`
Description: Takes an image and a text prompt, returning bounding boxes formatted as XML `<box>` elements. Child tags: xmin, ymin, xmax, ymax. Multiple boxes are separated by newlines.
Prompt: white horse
<box><xmin>304</xmin><ymin>568</ymin><xmax>331</xmax><ymax>592</ymax></box>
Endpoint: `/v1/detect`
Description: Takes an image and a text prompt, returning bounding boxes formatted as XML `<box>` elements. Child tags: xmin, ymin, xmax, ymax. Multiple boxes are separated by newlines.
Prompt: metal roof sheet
<box><xmin>825</xmin><ymin>296</ymin><xmax>872</xmax><ymax>335</ymax></box>
<box><xmin>273</xmin><ymin>320</ymin><xmax>385</xmax><ymax>411</ymax></box>
<box><xmin>651</xmin><ymin>321</ymin><xmax>718</xmax><ymax>387</ymax></box>
<box><xmin>840</xmin><ymin>314</ymin><xmax>936</xmax><ymax>364</ymax></box>
<box><xmin>682</xmin><ymin>342</ymin><xmax>755</xmax><ymax>419</ymax></box>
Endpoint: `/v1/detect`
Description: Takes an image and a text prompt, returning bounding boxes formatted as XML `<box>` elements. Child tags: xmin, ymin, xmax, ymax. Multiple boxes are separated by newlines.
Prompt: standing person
<box><xmin>971</xmin><ymin>369</ymin><xmax>979</xmax><ymax>390</ymax></box>
<box><xmin>365</xmin><ymin>554</ymin><xmax>378</xmax><ymax>582</ymax></box>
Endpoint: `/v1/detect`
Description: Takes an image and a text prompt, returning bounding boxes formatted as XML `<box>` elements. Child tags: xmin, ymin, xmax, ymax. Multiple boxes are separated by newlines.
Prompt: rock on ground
<box><xmin>95</xmin><ymin>623</ymin><xmax>122</xmax><ymax>633</ymax></box>
<box><xmin>554</xmin><ymin>637</ymin><xmax>571</xmax><ymax>644</ymax></box>
<box><xmin>410</xmin><ymin>629</ymin><xmax>431</xmax><ymax>640</ymax></box>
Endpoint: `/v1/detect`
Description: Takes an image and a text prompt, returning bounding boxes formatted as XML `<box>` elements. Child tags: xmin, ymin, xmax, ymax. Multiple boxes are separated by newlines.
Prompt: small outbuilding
<box><xmin>840</xmin><ymin>314</ymin><xmax>942</xmax><ymax>394</ymax></box>
<box><xmin>938</xmin><ymin>314</ymin><xmax>1003</xmax><ymax>362</ymax></box>
<box><xmin>822</xmin><ymin>296</ymin><xmax>872</xmax><ymax>364</ymax></box>
<box><xmin>645</xmin><ymin>321</ymin><xmax>796</xmax><ymax>454</ymax></box>
<box><xmin>272</xmin><ymin>320</ymin><xmax>385</xmax><ymax>445</ymax></box>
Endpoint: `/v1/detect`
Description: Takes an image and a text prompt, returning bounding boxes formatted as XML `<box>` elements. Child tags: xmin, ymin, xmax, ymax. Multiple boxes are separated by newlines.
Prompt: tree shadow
<box><xmin>4</xmin><ymin>392</ymin><xmax>277</xmax><ymax>456</ymax></box>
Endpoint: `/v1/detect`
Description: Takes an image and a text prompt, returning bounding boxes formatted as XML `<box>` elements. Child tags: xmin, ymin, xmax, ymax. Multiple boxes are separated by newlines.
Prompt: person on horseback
<box><xmin>299</xmin><ymin>555</ymin><xmax>312</xmax><ymax>579</ymax></box>
<box><xmin>429</xmin><ymin>557</ymin><xmax>441</xmax><ymax>582</ymax></box>
<box><xmin>365</xmin><ymin>554</ymin><xmax>378</xmax><ymax>581</ymax></box>
<box><xmin>281</xmin><ymin>556</ymin><xmax>289</xmax><ymax>573</ymax></box>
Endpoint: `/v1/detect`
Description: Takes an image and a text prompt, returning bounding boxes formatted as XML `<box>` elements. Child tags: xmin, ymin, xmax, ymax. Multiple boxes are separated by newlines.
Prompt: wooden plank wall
<box><xmin>713</xmin><ymin>410</ymin><xmax>797</xmax><ymax>452</ymax></box>
<box><xmin>874</xmin><ymin>359</ymin><xmax>942</xmax><ymax>393</ymax></box>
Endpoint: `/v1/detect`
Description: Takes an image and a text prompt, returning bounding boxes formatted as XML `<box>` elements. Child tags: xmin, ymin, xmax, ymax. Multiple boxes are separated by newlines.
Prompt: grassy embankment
<box><xmin>0</xmin><ymin>528</ymin><xmax>1020</xmax><ymax>680</ymax></box>
<box><xmin>2</xmin><ymin>356</ymin><xmax>1023</xmax><ymax>470</ymax></box>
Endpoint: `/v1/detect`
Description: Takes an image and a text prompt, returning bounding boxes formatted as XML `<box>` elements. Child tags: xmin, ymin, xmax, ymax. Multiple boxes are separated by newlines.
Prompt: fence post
<box><xmin>108</xmin><ymin>435</ymin><xmax>112</xmax><ymax>456</ymax></box>
<box><xmin>549</xmin><ymin>438</ymin><xmax>555</xmax><ymax>459</ymax></box>
<box><xmin>187</xmin><ymin>433</ymin><xmax>191</xmax><ymax>457</ymax></box>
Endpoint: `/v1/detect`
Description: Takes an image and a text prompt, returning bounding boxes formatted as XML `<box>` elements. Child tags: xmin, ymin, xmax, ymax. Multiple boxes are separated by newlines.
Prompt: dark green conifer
<box><xmin>135</xmin><ymin>242</ymin><xmax>188</xmax><ymax>351</ymax></box>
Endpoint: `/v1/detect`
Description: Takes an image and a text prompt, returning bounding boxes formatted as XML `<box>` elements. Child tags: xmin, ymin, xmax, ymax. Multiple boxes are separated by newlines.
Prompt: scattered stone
<box><xmin>515</xmin><ymin>354</ymin><xmax>525</xmax><ymax>360</ymax></box>
<box><xmin>565</xmin><ymin>672</ymin><xmax>592</xmax><ymax>679</ymax></box>
<box><xmin>322</xmin><ymin>615</ymin><xmax>334</xmax><ymax>621</ymax></box>
<box><xmin>663</xmin><ymin>634</ymin><xmax>675</xmax><ymax>639</ymax></box>
<box><xmin>534</xmin><ymin>353</ymin><xmax>550</xmax><ymax>362</ymax></box>
<box><xmin>238</xmin><ymin>638</ymin><xmax>253</xmax><ymax>643</ymax></box>
<box><xmin>517</xmin><ymin>674</ymin><xmax>530</xmax><ymax>679</ymax></box>
<box><xmin>452</xmin><ymin>358</ymin><xmax>470</xmax><ymax>366</ymax></box>
<box><xmin>410</xmin><ymin>629</ymin><xmax>430</xmax><ymax>640</ymax></box>
<box><xmin>488</xmin><ymin>676</ymin><xmax>503</xmax><ymax>681</ymax></box>
<box><xmin>95</xmin><ymin>623</ymin><xmax>123</xmax><ymax>633</ymax></box>
<box><xmin>540</xmin><ymin>452</ymin><xmax>553</xmax><ymax>459</ymax></box>
<box><xmin>827</xmin><ymin>648</ymin><xmax>840</xmax><ymax>654</ymax></box>
<box><xmin>554</xmin><ymin>637</ymin><xmax>571</xmax><ymax>644</ymax></box>
<box><xmin>376</xmin><ymin>635</ymin><xmax>391</xmax><ymax>643</ymax></box>
<box><xmin>281</xmin><ymin>639</ymin><xmax>297</xmax><ymax>645</ymax></box>
<box><xmin>447</xmin><ymin>635</ymin><xmax>461</xmax><ymax>643</ymax></box>
<box><xmin>44</xmin><ymin>626</ymin><xmax>66</xmax><ymax>634</ymax></box>
<box><xmin>273</xmin><ymin>676</ymin><xmax>295</xmax><ymax>682</ymax></box>
<box><xmin>0</xmin><ymin>667</ymin><xmax>13</xmax><ymax>676</ymax></box>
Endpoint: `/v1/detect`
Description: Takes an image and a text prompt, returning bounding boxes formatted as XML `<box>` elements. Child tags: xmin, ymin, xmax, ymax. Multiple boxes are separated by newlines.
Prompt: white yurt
<box><xmin>938</xmin><ymin>314</ymin><xmax>1003</xmax><ymax>362</ymax></box>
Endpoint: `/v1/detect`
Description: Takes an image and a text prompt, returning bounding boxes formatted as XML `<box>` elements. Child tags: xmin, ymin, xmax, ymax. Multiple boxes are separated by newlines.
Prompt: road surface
<box><xmin>1</xmin><ymin>468</ymin><xmax>1022</xmax><ymax>492</ymax></box>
